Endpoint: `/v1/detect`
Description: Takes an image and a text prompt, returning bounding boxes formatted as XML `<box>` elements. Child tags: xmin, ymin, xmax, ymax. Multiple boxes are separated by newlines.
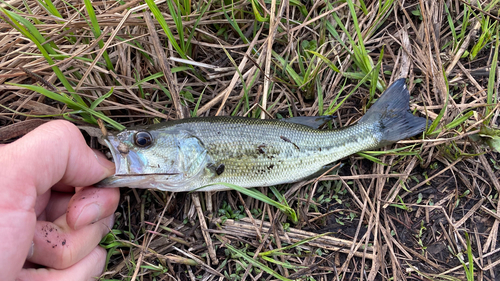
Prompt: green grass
<box><xmin>1</xmin><ymin>0</ymin><xmax>499</xmax><ymax>280</ymax></box>
<box><xmin>204</xmin><ymin>182</ymin><xmax>298</xmax><ymax>224</ymax></box>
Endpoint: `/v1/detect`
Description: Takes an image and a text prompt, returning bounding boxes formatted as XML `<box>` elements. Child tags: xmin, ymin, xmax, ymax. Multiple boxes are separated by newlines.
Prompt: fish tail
<box><xmin>360</xmin><ymin>78</ymin><xmax>427</xmax><ymax>146</ymax></box>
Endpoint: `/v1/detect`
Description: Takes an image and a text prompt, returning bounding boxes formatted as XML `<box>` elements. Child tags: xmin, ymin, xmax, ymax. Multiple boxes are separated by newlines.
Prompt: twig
<box><xmin>457</xmin><ymin>0</ymin><xmax>500</xmax><ymax>22</ymax></box>
<box><xmin>213</xmin><ymin>27</ymin><xmax>263</xmax><ymax>116</ymax></box>
<box><xmin>75</xmin><ymin>6</ymin><xmax>133</xmax><ymax>91</ymax></box>
<box><xmin>144</xmin><ymin>11</ymin><xmax>184</xmax><ymax>119</ymax></box>
<box><xmin>192</xmin><ymin>193</ymin><xmax>218</xmax><ymax>265</ymax></box>
<box><xmin>216</xmin><ymin>217</ymin><xmax>375</xmax><ymax>260</ymax></box>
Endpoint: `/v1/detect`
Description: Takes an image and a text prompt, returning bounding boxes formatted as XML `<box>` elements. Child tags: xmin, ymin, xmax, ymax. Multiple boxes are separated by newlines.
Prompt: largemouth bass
<box><xmin>96</xmin><ymin>79</ymin><xmax>426</xmax><ymax>191</ymax></box>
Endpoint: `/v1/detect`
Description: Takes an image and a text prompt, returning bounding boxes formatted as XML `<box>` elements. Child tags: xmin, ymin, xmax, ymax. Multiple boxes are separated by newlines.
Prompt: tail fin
<box><xmin>360</xmin><ymin>78</ymin><xmax>427</xmax><ymax>145</ymax></box>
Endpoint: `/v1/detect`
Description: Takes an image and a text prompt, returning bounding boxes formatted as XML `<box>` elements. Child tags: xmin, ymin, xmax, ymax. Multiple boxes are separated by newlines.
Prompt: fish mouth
<box><xmin>104</xmin><ymin>136</ymin><xmax>124</xmax><ymax>175</ymax></box>
<box><xmin>96</xmin><ymin>135</ymin><xmax>180</xmax><ymax>188</ymax></box>
<box><xmin>95</xmin><ymin>174</ymin><xmax>155</xmax><ymax>188</ymax></box>
<box><xmin>94</xmin><ymin>135</ymin><xmax>128</xmax><ymax>188</ymax></box>
<box><xmin>103</xmin><ymin>135</ymin><xmax>154</xmax><ymax>176</ymax></box>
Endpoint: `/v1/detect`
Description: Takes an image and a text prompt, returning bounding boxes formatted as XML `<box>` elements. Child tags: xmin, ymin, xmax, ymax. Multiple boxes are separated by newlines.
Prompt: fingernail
<box><xmin>75</xmin><ymin>203</ymin><xmax>102</xmax><ymax>230</ymax></box>
<box><xmin>108</xmin><ymin>213</ymin><xmax>116</xmax><ymax>228</ymax></box>
<box><xmin>93</xmin><ymin>150</ymin><xmax>115</xmax><ymax>175</ymax></box>
<box><xmin>27</xmin><ymin>241</ymin><xmax>34</xmax><ymax>259</ymax></box>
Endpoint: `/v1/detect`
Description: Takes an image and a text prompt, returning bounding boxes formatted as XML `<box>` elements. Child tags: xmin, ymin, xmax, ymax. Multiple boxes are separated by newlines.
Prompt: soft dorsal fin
<box><xmin>280</xmin><ymin>115</ymin><xmax>335</xmax><ymax>129</ymax></box>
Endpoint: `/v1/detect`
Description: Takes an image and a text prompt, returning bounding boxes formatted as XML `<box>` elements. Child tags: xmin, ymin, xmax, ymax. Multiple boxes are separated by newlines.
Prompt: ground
<box><xmin>1</xmin><ymin>0</ymin><xmax>500</xmax><ymax>280</ymax></box>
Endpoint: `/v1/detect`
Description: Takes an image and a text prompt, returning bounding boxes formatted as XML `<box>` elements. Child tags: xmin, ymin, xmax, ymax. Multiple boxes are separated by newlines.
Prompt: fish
<box><xmin>95</xmin><ymin>79</ymin><xmax>427</xmax><ymax>192</ymax></box>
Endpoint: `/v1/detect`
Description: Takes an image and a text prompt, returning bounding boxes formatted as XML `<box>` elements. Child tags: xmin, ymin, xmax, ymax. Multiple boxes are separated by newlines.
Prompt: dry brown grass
<box><xmin>1</xmin><ymin>0</ymin><xmax>500</xmax><ymax>280</ymax></box>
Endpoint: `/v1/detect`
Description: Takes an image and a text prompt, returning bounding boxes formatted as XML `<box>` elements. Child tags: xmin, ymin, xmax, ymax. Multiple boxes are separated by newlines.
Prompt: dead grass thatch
<box><xmin>1</xmin><ymin>0</ymin><xmax>500</xmax><ymax>280</ymax></box>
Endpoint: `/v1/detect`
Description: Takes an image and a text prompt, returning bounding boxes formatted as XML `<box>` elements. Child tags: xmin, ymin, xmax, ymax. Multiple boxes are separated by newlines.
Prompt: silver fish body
<box><xmin>96</xmin><ymin>79</ymin><xmax>426</xmax><ymax>192</ymax></box>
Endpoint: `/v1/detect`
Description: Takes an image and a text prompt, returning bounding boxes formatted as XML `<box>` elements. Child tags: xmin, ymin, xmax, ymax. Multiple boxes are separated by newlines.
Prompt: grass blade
<box><xmin>486</xmin><ymin>27</ymin><xmax>499</xmax><ymax>122</ymax></box>
<box><xmin>204</xmin><ymin>183</ymin><xmax>298</xmax><ymax>223</ymax></box>
<box><xmin>10</xmin><ymin>83</ymin><xmax>125</xmax><ymax>130</ymax></box>
<box><xmin>0</xmin><ymin>8</ymin><xmax>86</xmax><ymax>105</ymax></box>
<box><xmin>145</xmin><ymin>0</ymin><xmax>188</xmax><ymax>60</ymax></box>
<box><xmin>83</xmin><ymin>0</ymin><xmax>114</xmax><ymax>71</ymax></box>
<box><xmin>217</xmin><ymin>236</ymin><xmax>293</xmax><ymax>281</ymax></box>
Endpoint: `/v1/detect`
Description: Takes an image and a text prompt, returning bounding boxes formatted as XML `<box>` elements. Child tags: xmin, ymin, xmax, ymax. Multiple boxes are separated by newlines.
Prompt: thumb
<box><xmin>3</xmin><ymin>120</ymin><xmax>115</xmax><ymax>195</ymax></box>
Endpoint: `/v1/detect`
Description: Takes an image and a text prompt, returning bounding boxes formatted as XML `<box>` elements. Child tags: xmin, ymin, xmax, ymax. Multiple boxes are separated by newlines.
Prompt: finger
<box><xmin>2</xmin><ymin>120</ymin><xmax>115</xmax><ymax>200</ymax></box>
<box><xmin>45</xmin><ymin>192</ymin><xmax>72</xmax><ymax>222</ymax></box>
<box><xmin>28</xmin><ymin>214</ymin><xmax>114</xmax><ymax>269</ymax></box>
<box><xmin>0</xmin><ymin>206</ymin><xmax>35</xmax><ymax>281</ymax></box>
<box><xmin>35</xmin><ymin>190</ymin><xmax>51</xmax><ymax>217</ymax></box>
<box><xmin>50</xmin><ymin>149</ymin><xmax>108</xmax><ymax>191</ymax></box>
<box><xmin>66</xmin><ymin>187</ymin><xmax>120</xmax><ymax>230</ymax></box>
<box><xmin>17</xmin><ymin>246</ymin><xmax>107</xmax><ymax>281</ymax></box>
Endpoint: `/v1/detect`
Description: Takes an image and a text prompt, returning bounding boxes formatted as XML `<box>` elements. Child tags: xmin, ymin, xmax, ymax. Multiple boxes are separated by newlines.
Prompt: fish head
<box><xmin>96</xmin><ymin>127</ymin><xmax>209</xmax><ymax>190</ymax></box>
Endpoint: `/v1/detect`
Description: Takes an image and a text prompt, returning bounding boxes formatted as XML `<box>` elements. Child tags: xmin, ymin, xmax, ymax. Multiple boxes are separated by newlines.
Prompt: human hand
<box><xmin>0</xmin><ymin>120</ymin><xmax>120</xmax><ymax>281</ymax></box>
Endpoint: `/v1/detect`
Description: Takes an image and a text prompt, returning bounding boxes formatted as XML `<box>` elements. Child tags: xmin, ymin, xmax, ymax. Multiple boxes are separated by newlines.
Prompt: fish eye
<box><xmin>134</xmin><ymin>132</ymin><xmax>153</xmax><ymax>147</ymax></box>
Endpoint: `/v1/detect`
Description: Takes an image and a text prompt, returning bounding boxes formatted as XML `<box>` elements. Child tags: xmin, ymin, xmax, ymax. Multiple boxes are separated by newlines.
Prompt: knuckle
<box><xmin>42</xmin><ymin>120</ymin><xmax>81</xmax><ymax>141</ymax></box>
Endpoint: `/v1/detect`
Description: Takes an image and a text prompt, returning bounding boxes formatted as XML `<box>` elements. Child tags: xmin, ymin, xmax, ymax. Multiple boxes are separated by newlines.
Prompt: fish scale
<box><xmin>181</xmin><ymin>119</ymin><xmax>378</xmax><ymax>190</ymax></box>
<box><xmin>95</xmin><ymin>79</ymin><xmax>427</xmax><ymax>192</ymax></box>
